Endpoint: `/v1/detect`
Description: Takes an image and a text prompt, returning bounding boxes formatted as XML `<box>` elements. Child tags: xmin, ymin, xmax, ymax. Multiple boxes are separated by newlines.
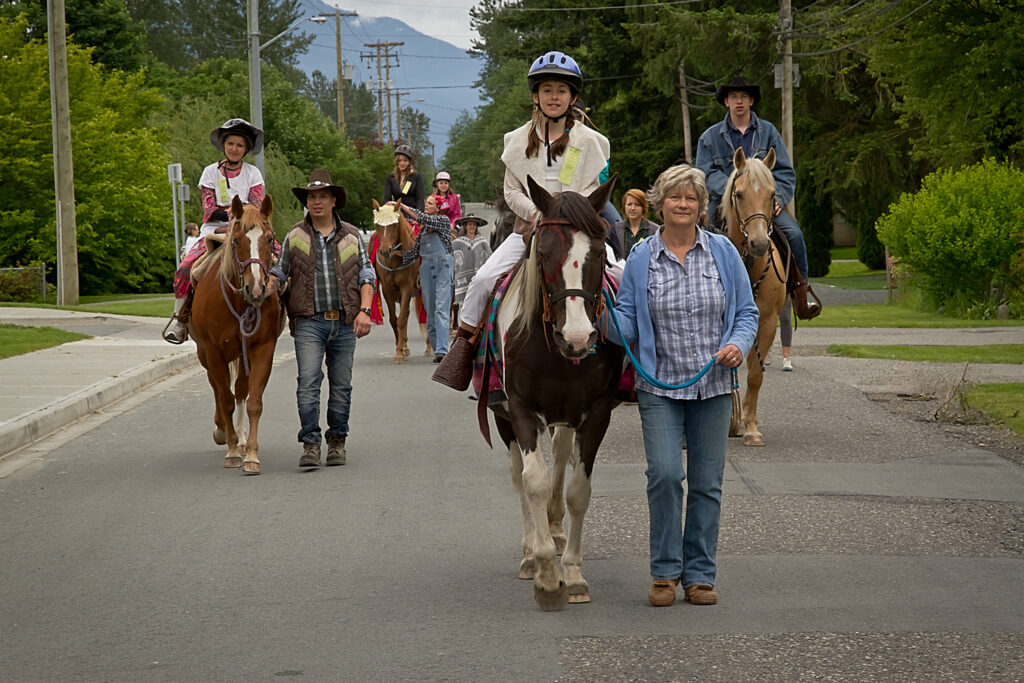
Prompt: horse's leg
<box><xmin>196</xmin><ymin>343</ymin><xmax>227</xmax><ymax>445</ymax></box>
<box><xmin>398</xmin><ymin>285</ymin><xmax>413</xmax><ymax>362</ymax></box>
<box><xmin>509</xmin><ymin>402</ymin><xmax>567</xmax><ymax>611</ymax></box>
<box><xmin>205</xmin><ymin>351</ymin><xmax>241</xmax><ymax>467</ymax></box>
<box><xmin>240</xmin><ymin>341</ymin><xmax>275</xmax><ymax>475</ymax></box>
<box><xmin>232</xmin><ymin>359</ymin><xmax>248</xmax><ymax>455</ymax></box>
<box><xmin>384</xmin><ymin>284</ymin><xmax>403</xmax><ymax>363</ymax></box>
<box><xmin>742</xmin><ymin>308</ymin><xmax>778</xmax><ymax>447</ymax></box>
<box><xmin>548</xmin><ymin>426</ymin><xmax>572</xmax><ymax>555</ymax></box>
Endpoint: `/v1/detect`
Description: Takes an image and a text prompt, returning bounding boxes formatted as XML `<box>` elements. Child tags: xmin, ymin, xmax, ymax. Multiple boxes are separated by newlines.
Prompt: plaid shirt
<box><xmin>272</xmin><ymin>216</ymin><xmax>375</xmax><ymax>314</ymax></box>
<box><xmin>407</xmin><ymin>209</ymin><xmax>453</xmax><ymax>256</ymax></box>
<box><xmin>640</xmin><ymin>228</ymin><xmax>731</xmax><ymax>400</ymax></box>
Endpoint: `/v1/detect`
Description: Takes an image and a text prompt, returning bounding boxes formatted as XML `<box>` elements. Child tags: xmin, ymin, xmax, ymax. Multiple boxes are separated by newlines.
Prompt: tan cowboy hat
<box><xmin>455</xmin><ymin>213</ymin><xmax>488</xmax><ymax>229</ymax></box>
<box><xmin>715</xmin><ymin>75</ymin><xmax>761</xmax><ymax>106</ymax></box>
<box><xmin>292</xmin><ymin>169</ymin><xmax>347</xmax><ymax>208</ymax></box>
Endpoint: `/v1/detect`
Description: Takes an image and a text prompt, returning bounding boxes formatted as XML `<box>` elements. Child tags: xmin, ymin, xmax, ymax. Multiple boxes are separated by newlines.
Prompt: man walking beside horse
<box><xmin>696</xmin><ymin>75</ymin><xmax>821</xmax><ymax>320</ymax></box>
<box><xmin>266</xmin><ymin>170</ymin><xmax>375</xmax><ymax>469</ymax></box>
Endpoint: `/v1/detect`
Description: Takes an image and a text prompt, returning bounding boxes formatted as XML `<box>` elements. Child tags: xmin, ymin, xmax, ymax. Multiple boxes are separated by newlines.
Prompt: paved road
<box><xmin>0</xmin><ymin>325</ymin><xmax>1022</xmax><ymax>680</ymax></box>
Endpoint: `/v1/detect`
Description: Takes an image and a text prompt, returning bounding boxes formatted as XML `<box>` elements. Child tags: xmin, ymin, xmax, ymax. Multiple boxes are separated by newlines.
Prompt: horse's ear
<box><xmin>764</xmin><ymin>148</ymin><xmax>776</xmax><ymax>170</ymax></box>
<box><xmin>733</xmin><ymin>147</ymin><xmax>747</xmax><ymax>172</ymax></box>
<box><xmin>527</xmin><ymin>175</ymin><xmax>551</xmax><ymax>214</ymax></box>
<box><xmin>372</xmin><ymin>198</ymin><xmax>380</xmax><ymax>210</ymax></box>
<box><xmin>588</xmin><ymin>174</ymin><xmax>617</xmax><ymax>215</ymax></box>
<box><xmin>231</xmin><ymin>195</ymin><xmax>244</xmax><ymax>218</ymax></box>
<box><xmin>395</xmin><ymin>197</ymin><xmax>403</xmax><ymax>208</ymax></box>
<box><xmin>261</xmin><ymin>194</ymin><xmax>273</xmax><ymax>219</ymax></box>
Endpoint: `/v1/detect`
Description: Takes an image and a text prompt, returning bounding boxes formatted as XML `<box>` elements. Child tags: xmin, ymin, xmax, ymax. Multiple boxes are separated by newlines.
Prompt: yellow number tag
<box><xmin>217</xmin><ymin>176</ymin><xmax>230</xmax><ymax>204</ymax></box>
<box><xmin>558</xmin><ymin>146</ymin><xmax>582</xmax><ymax>186</ymax></box>
<box><xmin>402</xmin><ymin>180</ymin><xmax>412</xmax><ymax>195</ymax></box>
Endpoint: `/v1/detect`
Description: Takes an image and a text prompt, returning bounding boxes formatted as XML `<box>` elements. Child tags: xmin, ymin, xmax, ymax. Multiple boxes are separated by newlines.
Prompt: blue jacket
<box><xmin>695</xmin><ymin>111</ymin><xmax>796</xmax><ymax>224</ymax></box>
<box><xmin>611</xmin><ymin>231</ymin><xmax>759</xmax><ymax>375</ymax></box>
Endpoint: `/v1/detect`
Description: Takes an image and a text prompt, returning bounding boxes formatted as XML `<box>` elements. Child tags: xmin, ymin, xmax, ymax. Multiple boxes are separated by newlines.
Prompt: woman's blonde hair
<box><xmin>646</xmin><ymin>164</ymin><xmax>708</xmax><ymax>219</ymax></box>
<box><xmin>620</xmin><ymin>188</ymin><xmax>649</xmax><ymax>216</ymax></box>
<box><xmin>392</xmin><ymin>156</ymin><xmax>416</xmax><ymax>184</ymax></box>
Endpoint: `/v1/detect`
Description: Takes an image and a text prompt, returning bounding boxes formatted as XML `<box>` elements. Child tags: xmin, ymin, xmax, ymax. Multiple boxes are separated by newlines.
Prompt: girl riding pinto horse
<box><xmin>164</xmin><ymin>118</ymin><xmax>268</xmax><ymax>344</ymax></box>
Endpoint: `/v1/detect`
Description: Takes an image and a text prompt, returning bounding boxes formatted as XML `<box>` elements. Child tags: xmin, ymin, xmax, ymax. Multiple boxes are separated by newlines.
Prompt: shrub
<box><xmin>876</xmin><ymin>158</ymin><xmax>1024</xmax><ymax>316</ymax></box>
<box><xmin>0</xmin><ymin>265</ymin><xmax>47</xmax><ymax>302</ymax></box>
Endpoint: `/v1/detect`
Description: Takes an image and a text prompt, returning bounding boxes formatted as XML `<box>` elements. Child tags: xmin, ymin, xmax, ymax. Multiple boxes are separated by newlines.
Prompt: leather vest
<box><xmin>283</xmin><ymin>217</ymin><xmax>363</xmax><ymax>327</ymax></box>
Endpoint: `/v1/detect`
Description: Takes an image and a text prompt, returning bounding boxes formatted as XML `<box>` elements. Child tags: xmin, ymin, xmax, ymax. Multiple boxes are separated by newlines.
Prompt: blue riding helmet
<box><xmin>528</xmin><ymin>51</ymin><xmax>583</xmax><ymax>94</ymax></box>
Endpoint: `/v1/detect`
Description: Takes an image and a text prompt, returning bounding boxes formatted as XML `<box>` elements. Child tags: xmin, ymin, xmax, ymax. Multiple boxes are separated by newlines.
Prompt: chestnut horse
<box><xmin>372</xmin><ymin>199</ymin><xmax>421</xmax><ymax>363</ymax></box>
<box><xmin>487</xmin><ymin>176</ymin><xmax>622</xmax><ymax>611</ymax></box>
<box><xmin>188</xmin><ymin>195</ymin><xmax>284</xmax><ymax>473</ymax></box>
<box><xmin>722</xmin><ymin>147</ymin><xmax>787</xmax><ymax>446</ymax></box>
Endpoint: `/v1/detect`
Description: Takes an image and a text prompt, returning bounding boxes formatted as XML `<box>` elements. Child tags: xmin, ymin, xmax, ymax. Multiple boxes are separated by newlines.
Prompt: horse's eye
<box><xmin>735</xmin><ymin>191</ymin><xmax>744</xmax><ymax>200</ymax></box>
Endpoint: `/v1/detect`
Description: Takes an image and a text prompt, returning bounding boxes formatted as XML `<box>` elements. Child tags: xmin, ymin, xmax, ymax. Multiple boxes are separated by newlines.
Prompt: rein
<box><xmin>374</xmin><ymin>223</ymin><xmax>417</xmax><ymax>272</ymax></box>
<box><xmin>219</xmin><ymin>230</ymin><xmax>271</xmax><ymax>376</ymax></box>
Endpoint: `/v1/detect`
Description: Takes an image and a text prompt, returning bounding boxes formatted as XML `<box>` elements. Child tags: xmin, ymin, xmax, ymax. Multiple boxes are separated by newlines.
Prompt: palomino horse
<box><xmin>487</xmin><ymin>175</ymin><xmax>622</xmax><ymax>611</ymax></box>
<box><xmin>372</xmin><ymin>199</ymin><xmax>421</xmax><ymax>363</ymax></box>
<box><xmin>188</xmin><ymin>195</ymin><xmax>284</xmax><ymax>473</ymax></box>
<box><xmin>722</xmin><ymin>147</ymin><xmax>787</xmax><ymax>446</ymax></box>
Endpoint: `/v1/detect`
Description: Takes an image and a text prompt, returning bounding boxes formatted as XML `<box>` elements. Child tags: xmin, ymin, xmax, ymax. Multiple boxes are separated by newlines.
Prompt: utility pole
<box><xmin>247</xmin><ymin>0</ymin><xmax>264</xmax><ymax>174</ymax></box>
<box><xmin>333</xmin><ymin>9</ymin><xmax>357</xmax><ymax>134</ymax></box>
<box><xmin>394</xmin><ymin>91</ymin><xmax>410</xmax><ymax>142</ymax></box>
<box><xmin>47</xmin><ymin>0</ymin><xmax>78</xmax><ymax>305</ymax></box>
<box><xmin>362</xmin><ymin>41</ymin><xmax>402</xmax><ymax>144</ymax></box>
<box><xmin>678</xmin><ymin>61</ymin><xmax>692</xmax><ymax>164</ymax></box>
<box><xmin>779</xmin><ymin>0</ymin><xmax>795</xmax><ymax>211</ymax></box>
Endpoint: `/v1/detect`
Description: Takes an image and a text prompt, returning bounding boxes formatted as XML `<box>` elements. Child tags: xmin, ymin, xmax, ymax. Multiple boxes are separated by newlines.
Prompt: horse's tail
<box><xmin>505</xmin><ymin>236</ymin><xmax>541</xmax><ymax>344</ymax></box>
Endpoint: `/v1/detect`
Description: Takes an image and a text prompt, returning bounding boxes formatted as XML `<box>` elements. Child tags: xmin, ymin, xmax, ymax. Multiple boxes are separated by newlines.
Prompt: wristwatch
<box><xmin>359</xmin><ymin>307</ymin><xmax>372</xmax><ymax>316</ymax></box>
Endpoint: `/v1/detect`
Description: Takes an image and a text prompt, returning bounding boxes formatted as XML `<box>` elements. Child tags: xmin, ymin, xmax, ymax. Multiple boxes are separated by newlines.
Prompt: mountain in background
<box><xmin>294</xmin><ymin>0</ymin><xmax>484</xmax><ymax>161</ymax></box>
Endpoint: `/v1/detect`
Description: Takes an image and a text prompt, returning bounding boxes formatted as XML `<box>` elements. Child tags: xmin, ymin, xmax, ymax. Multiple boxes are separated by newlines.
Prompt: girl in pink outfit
<box><xmin>431</xmin><ymin>171</ymin><xmax>462</xmax><ymax>226</ymax></box>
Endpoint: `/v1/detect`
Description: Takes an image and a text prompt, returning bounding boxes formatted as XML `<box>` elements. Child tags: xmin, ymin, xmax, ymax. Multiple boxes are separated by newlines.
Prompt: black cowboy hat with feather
<box><xmin>292</xmin><ymin>169</ymin><xmax>347</xmax><ymax>208</ymax></box>
<box><xmin>716</xmin><ymin>75</ymin><xmax>761</xmax><ymax>106</ymax></box>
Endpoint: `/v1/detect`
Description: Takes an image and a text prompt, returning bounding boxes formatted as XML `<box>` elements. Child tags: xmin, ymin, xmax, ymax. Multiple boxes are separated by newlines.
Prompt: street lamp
<box><xmin>248</xmin><ymin>2</ymin><xmax>327</xmax><ymax>174</ymax></box>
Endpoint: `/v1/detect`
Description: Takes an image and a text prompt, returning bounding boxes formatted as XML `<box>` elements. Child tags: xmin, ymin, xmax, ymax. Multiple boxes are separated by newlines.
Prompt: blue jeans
<box><xmin>293</xmin><ymin>314</ymin><xmax>357</xmax><ymax>445</ymax></box>
<box><xmin>637</xmin><ymin>390</ymin><xmax>731</xmax><ymax>587</ymax></box>
<box><xmin>419</xmin><ymin>244</ymin><xmax>453</xmax><ymax>355</ymax></box>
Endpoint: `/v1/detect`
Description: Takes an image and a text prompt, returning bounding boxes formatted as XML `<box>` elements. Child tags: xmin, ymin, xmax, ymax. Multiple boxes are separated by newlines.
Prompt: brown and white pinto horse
<box><xmin>372</xmin><ymin>199</ymin><xmax>421</xmax><ymax>363</ymax></box>
<box><xmin>722</xmin><ymin>147</ymin><xmax>787</xmax><ymax>446</ymax></box>
<box><xmin>488</xmin><ymin>175</ymin><xmax>622</xmax><ymax>611</ymax></box>
<box><xmin>188</xmin><ymin>195</ymin><xmax>284</xmax><ymax>473</ymax></box>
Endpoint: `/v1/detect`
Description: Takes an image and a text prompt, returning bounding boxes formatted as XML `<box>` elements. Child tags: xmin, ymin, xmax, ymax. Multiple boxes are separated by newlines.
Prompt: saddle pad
<box><xmin>471</xmin><ymin>271</ymin><xmax>514</xmax><ymax>399</ymax></box>
<box><xmin>190</xmin><ymin>234</ymin><xmax>227</xmax><ymax>285</ymax></box>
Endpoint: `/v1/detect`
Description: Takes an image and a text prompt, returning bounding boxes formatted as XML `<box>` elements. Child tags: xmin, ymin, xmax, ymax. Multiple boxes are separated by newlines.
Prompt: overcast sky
<box><xmin>321</xmin><ymin>0</ymin><xmax>482</xmax><ymax>50</ymax></box>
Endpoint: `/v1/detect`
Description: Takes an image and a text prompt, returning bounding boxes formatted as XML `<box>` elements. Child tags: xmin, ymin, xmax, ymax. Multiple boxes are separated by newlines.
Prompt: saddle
<box><xmin>769</xmin><ymin>228</ymin><xmax>822</xmax><ymax>321</ymax></box>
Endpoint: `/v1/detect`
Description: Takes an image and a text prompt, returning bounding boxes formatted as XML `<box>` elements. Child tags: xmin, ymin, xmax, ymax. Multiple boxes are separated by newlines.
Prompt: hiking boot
<box><xmin>431</xmin><ymin>328</ymin><xmax>476</xmax><ymax>391</ymax></box>
<box><xmin>684</xmin><ymin>584</ymin><xmax>718</xmax><ymax>605</ymax></box>
<box><xmin>299</xmin><ymin>442</ymin><xmax>321</xmax><ymax>468</ymax></box>
<box><xmin>782</xmin><ymin>357</ymin><xmax>793</xmax><ymax>372</ymax></box>
<box><xmin>325</xmin><ymin>434</ymin><xmax>346</xmax><ymax>466</ymax></box>
<box><xmin>648</xmin><ymin>579</ymin><xmax>679</xmax><ymax>607</ymax></box>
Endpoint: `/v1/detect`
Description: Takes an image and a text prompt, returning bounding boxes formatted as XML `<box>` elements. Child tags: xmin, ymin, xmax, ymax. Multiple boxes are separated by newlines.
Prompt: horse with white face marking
<box><xmin>486</xmin><ymin>175</ymin><xmax>623</xmax><ymax>611</ymax></box>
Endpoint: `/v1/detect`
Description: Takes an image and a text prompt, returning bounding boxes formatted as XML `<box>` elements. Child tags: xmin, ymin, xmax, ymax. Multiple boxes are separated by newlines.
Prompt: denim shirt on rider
<box><xmin>695</xmin><ymin>111</ymin><xmax>796</xmax><ymax>223</ymax></box>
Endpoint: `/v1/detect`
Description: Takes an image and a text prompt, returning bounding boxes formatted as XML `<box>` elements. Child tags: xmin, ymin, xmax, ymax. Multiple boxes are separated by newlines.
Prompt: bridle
<box><xmin>533</xmin><ymin>218</ymin><xmax>606</xmax><ymax>343</ymax></box>
<box><xmin>220</xmin><ymin>217</ymin><xmax>273</xmax><ymax>375</ymax></box>
<box><xmin>374</xmin><ymin>221</ymin><xmax>416</xmax><ymax>272</ymax></box>
<box><xmin>730</xmin><ymin>177</ymin><xmax>775</xmax><ymax>250</ymax></box>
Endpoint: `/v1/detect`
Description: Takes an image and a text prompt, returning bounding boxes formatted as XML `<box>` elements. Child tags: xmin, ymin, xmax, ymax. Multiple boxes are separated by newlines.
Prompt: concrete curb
<box><xmin>0</xmin><ymin>352</ymin><xmax>199</xmax><ymax>457</ymax></box>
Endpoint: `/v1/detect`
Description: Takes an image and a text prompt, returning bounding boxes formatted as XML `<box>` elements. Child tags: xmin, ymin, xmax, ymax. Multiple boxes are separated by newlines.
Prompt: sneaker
<box><xmin>163</xmin><ymin>319</ymin><xmax>187</xmax><ymax>344</ymax></box>
<box><xmin>763</xmin><ymin>349</ymin><xmax>773</xmax><ymax>366</ymax></box>
<box><xmin>648</xmin><ymin>579</ymin><xmax>679</xmax><ymax>607</ymax></box>
<box><xmin>325</xmin><ymin>434</ymin><xmax>346</xmax><ymax>466</ymax></box>
<box><xmin>782</xmin><ymin>357</ymin><xmax>793</xmax><ymax>372</ymax></box>
<box><xmin>299</xmin><ymin>442</ymin><xmax>321</xmax><ymax>468</ymax></box>
<box><xmin>433</xmin><ymin>352</ymin><xmax>446</xmax><ymax>364</ymax></box>
<box><xmin>684</xmin><ymin>584</ymin><xmax>718</xmax><ymax>605</ymax></box>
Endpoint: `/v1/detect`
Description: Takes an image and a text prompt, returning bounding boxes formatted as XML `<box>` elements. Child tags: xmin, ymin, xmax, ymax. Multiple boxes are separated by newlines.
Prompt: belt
<box><xmin>321</xmin><ymin>310</ymin><xmax>341</xmax><ymax>321</ymax></box>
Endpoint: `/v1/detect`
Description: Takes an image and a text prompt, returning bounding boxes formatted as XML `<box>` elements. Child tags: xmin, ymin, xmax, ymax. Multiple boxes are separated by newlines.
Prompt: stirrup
<box><xmin>162</xmin><ymin>317</ymin><xmax>188</xmax><ymax>344</ymax></box>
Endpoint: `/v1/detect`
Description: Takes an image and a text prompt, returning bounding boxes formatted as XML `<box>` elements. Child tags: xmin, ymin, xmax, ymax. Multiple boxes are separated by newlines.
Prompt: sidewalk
<box><xmin>0</xmin><ymin>307</ymin><xmax>198</xmax><ymax>458</ymax></box>
<box><xmin>1</xmin><ymin>305</ymin><xmax>1021</xmax><ymax>461</ymax></box>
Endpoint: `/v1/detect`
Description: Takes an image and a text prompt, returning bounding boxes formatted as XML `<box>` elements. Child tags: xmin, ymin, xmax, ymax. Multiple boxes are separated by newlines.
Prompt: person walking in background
<box><xmin>180</xmin><ymin>222</ymin><xmax>200</xmax><ymax>261</ymax></box>
<box><xmin>611</xmin><ymin>188</ymin><xmax>660</xmax><ymax>258</ymax></box>
<box><xmin>450</xmin><ymin>213</ymin><xmax>491</xmax><ymax>330</ymax></box>
<box><xmin>384</xmin><ymin>144</ymin><xmax>424</xmax><ymax>211</ymax></box>
<box><xmin>392</xmin><ymin>195</ymin><xmax>454</xmax><ymax>363</ymax></box>
<box><xmin>612</xmin><ymin>164</ymin><xmax>758</xmax><ymax>608</ymax></box>
<box><xmin>431</xmin><ymin>171</ymin><xmax>462</xmax><ymax>227</ymax></box>
<box><xmin>779</xmin><ymin>298</ymin><xmax>794</xmax><ymax>371</ymax></box>
<box><xmin>695</xmin><ymin>75</ymin><xmax>820</xmax><ymax>320</ymax></box>
<box><xmin>265</xmin><ymin>169</ymin><xmax>375</xmax><ymax>469</ymax></box>
<box><xmin>164</xmin><ymin>118</ymin><xmax>266</xmax><ymax>344</ymax></box>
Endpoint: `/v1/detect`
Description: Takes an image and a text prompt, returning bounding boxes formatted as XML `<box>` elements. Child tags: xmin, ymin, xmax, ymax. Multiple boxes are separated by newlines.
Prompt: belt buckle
<box><xmin>323</xmin><ymin>310</ymin><xmax>340</xmax><ymax>321</ymax></box>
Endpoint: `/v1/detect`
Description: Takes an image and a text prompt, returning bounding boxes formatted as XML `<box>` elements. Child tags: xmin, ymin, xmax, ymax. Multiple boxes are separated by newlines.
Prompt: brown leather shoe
<box><xmin>684</xmin><ymin>584</ymin><xmax>718</xmax><ymax>605</ymax></box>
<box><xmin>792</xmin><ymin>281</ymin><xmax>822</xmax><ymax>320</ymax></box>
<box><xmin>431</xmin><ymin>329</ymin><xmax>475</xmax><ymax>391</ymax></box>
<box><xmin>648</xmin><ymin>579</ymin><xmax>679</xmax><ymax>607</ymax></box>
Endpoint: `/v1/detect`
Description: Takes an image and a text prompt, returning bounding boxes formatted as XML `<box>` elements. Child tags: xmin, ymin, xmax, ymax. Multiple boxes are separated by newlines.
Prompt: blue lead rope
<box><xmin>602</xmin><ymin>289</ymin><xmax>739</xmax><ymax>391</ymax></box>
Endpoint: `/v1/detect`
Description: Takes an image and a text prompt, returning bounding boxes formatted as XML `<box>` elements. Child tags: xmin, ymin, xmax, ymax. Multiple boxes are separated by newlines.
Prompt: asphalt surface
<box><xmin>0</xmin><ymin>296</ymin><xmax>1022</xmax><ymax>681</ymax></box>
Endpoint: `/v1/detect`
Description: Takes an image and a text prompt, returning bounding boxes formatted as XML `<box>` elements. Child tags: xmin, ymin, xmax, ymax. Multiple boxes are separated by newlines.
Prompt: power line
<box><xmin>508</xmin><ymin>0</ymin><xmax>703</xmax><ymax>11</ymax></box>
<box><xmin>787</xmin><ymin>0</ymin><xmax>933</xmax><ymax>56</ymax></box>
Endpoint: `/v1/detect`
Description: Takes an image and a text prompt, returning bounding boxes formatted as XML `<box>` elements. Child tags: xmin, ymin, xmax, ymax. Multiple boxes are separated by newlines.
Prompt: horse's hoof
<box><xmin>568</xmin><ymin>590</ymin><xmax>591</xmax><ymax>604</ymax></box>
<box><xmin>393</xmin><ymin>356</ymin><xmax>405</xmax><ymax>364</ymax></box>
<box><xmin>743</xmin><ymin>433</ymin><xmax>765</xmax><ymax>447</ymax></box>
<box><xmin>241</xmin><ymin>460</ymin><xmax>261</xmax><ymax>475</ymax></box>
<box><xmin>213</xmin><ymin>427</ymin><xmax>226</xmax><ymax>445</ymax></box>
<box><xmin>518</xmin><ymin>557</ymin><xmax>536</xmax><ymax>580</ymax></box>
<box><xmin>534</xmin><ymin>580</ymin><xmax>569</xmax><ymax>612</ymax></box>
<box><xmin>224</xmin><ymin>455</ymin><xmax>242</xmax><ymax>468</ymax></box>
<box><xmin>402</xmin><ymin>347</ymin><xmax>411</xmax><ymax>358</ymax></box>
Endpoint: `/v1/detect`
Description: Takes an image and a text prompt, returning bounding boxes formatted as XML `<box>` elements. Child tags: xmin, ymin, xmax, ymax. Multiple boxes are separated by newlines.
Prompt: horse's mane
<box><xmin>506</xmin><ymin>191</ymin><xmax>606</xmax><ymax>343</ymax></box>
<box><xmin>219</xmin><ymin>204</ymin><xmax>267</xmax><ymax>281</ymax></box>
<box><xmin>722</xmin><ymin>156</ymin><xmax>775</xmax><ymax>233</ymax></box>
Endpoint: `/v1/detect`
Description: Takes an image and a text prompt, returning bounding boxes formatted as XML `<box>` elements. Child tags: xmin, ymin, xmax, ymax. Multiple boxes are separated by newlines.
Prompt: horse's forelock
<box><xmin>724</xmin><ymin>157</ymin><xmax>775</xmax><ymax>230</ymax></box>
<box><xmin>549</xmin><ymin>192</ymin><xmax>606</xmax><ymax>241</ymax></box>
<box><xmin>219</xmin><ymin>204</ymin><xmax>272</xmax><ymax>280</ymax></box>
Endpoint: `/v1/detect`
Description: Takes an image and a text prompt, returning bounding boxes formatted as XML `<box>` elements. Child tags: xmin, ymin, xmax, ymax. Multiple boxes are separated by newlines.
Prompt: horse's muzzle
<box><xmin>553</xmin><ymin>329</ymin><xmax>597</xmax><ymax>360</ymax></box>
<box><xmin>747</xmin><ymin>236</ymin><xmax>771</xmax><ymax>259</ymax></box>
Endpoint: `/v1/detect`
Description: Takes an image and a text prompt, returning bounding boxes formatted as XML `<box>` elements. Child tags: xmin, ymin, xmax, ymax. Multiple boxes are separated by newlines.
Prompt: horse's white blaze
<box><xmin>560</xmin><ymin>233</ymin><xmax>594</xmax><ymax>351</ymax></box>
<box><xmin>246</xmin><ymin>226</ymin><xmax>264</xmax><ymax>285</ymax></box>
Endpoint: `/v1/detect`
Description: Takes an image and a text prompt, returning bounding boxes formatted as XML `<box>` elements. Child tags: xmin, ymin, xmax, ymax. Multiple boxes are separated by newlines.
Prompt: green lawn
<box><xmin>967</xmin><ymin>383</ymin><xmax>1024</xmax><ymax>435</ymax></box>
<box><xmin>812</xmin><ymin>258</ymin><xmax>888</xmax><ymax>291</ymax></box>
<box><xmin>802</xmin><ymin>303</ymin><xmax>1024</xmax><ymax>328</ymax></box>
<box><xmin>0</xmin><ymin>323</ymin><xmax>89</xmax><ymax>360</ymax></box>
<box><xmin>828</xmin><ymin>344</ymin><xmax>1024</xmax><ymax>364</ymax></box>
<box><xmin>1</xmin><ymin>299</ymin><xmax>172</xmax><ymax>317</ymax></box>
<box><xmin>830</xmin><ymin>247</ymin><xmax>858</xmax><ymax>260</ymax></box>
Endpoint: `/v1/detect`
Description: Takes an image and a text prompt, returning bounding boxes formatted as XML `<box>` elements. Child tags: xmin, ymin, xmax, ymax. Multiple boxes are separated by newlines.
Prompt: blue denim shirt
<box><xmin>695</xmin><ymin>111</ymin><xmax>796</xmax><ymax>225</ymax></box>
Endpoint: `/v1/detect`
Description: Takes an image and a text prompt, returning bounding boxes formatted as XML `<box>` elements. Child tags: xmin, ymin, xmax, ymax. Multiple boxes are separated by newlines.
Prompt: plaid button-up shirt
<box><xmin>640</xmin><ymin>228</ymin><xmax>731</xmax><ymax>400</ymax></box>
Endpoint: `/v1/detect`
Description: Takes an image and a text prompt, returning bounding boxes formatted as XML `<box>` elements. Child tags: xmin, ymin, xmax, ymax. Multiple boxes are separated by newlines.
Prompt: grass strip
<box><xmin>828</xmin><ymin>344</ymin><xmax>1024</xmax><ymax>364</ymax></box>
<box><xmin>967</xmin><ymin>383</ymin><xmax>1024</xmax><ymax>435</ymax></box>
<box><xmin>804</xmin><ymin>303</ymin><xmax>1024</xmax><ymax>328</ymax></box>
<box><xmin>0</xmin><ymin>324</ymin><xmax>89</xmax><ymax>360</ymax></box>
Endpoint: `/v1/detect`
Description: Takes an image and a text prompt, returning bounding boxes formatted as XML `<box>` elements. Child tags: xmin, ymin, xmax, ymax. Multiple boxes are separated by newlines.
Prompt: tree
<box><xmin>0</xmin><ymin>16</ymin><xmax>172</xmax><ymax>293</ymax></box>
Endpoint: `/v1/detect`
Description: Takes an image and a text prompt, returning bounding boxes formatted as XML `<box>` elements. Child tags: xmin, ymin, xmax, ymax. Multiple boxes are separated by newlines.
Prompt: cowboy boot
<box><xmin>791</xmin><ymin>280</ymin><xmax>822</xmax><ymax>320</ymax></box>
<box><xmin>431</xmin><ymin>326</ymin><xmax>476</xmax><ymax>391</ymax></box>
<box><xmin>162</xmin><ymin>297</ymin><xmax>189</xmax><ymax>344</ymax></box>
